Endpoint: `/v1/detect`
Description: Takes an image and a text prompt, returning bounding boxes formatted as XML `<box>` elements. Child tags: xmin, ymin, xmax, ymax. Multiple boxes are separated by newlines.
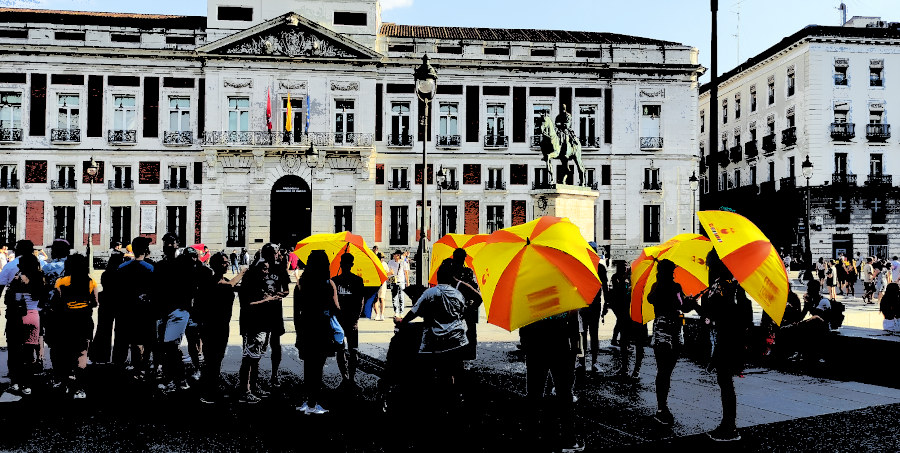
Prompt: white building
<box><xmin>0</xmin><ymin>1</ymin><xmax>702</xmax><ymax>263</ymax></box>
<box><xmin>699</xmin><ymin>16</ymin><xmax>900</xmax><ymax>261</ymax></box>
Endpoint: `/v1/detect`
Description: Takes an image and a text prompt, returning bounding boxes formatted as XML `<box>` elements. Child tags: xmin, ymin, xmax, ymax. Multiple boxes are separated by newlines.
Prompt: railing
<box><xmin>744</xmin><ymin>140</ymin><xmax>758</xmax><ymax>158</ymax></box>
<box><xmin>866</xmin><ymin>174</ymin><xmax>892</xmax><ymax>186</ymax></box>
<box><xmin>640</xmin><ymin>136</ymin><xmax>663</xmax><ymax>150</ymax></box>
<box><xmin>729</xmin><ymin>145</ymin><xmax>742</xmax><ymax>163</ymax></box>
<box><xmin>388</xmin><ymin>180</ymin><xmax>410</xmax><ymax>190</ymax></box>
<box><xmin>164</xmin><ymin>180</ymin><xmax>190</xmax><ymax>190</ymax></box>
<box><xmin>588</xmin><ymin>181</ymin><xmax>599</xmax><ymax>190</ymax></box>
<box><xmin>717</xmin><ymin>150</ymin><xmax>730</xmax><ymax>168</ymax></box>
<box><xmin>108</xmin><ymin>179</ymin><xmax>133</xmax><ymax>190</ymax></box>
<box><xmin>163</xmin><ymin>131</ymin><xmax>193</xmax><ymax>145</ymax></box>
<box><xmin>579</xmin><ymin>136</ymin><xmax>601</xmax><ymax>149</ymax></box>
<box><xmin>866</xmin><ymin>123</ymin><xmax>891</xmax><ymax>142</ymax></box>
<box><xmin>0</xmin><ymin>179</ymin><xmax>19</xmax><ymax>189</ymax></box>
<box><xmin>330</xmin><ymin>132</ymin><xmax>374</xmax><ymax>147</ymax></box>
<box><xmin>436</xmin><ymin>135</ymin><xmax>461</xmax><ymax>148</ymax></box>
<box><xmin>51</xmin><ymin>128</ymin><xmax>80</xmax><ymax>143</ymax></box>
<box><xmin>50</xmin><ymin>179</ymin><xmax>77</xmax><ymax>190</ymax></box>
<box><xmin>532</xmin><ymin>180</ymin><xmax>555</xmax><ymax>190</ymax></box>
<box><xmin>201</xmin><ymin>131</ymin><xmax>374</xmax><ymax>147</ymax></box>
<box><xmin>762</xmin><ymin>133</ymin><xmax>777</xmax><ymax>153</ymax></box>
<box><xmin>202</xmin><ymin>131</ymin><xmax>273</xmax><ymax>146</ymax></box>
<box><xmin>438</xmin><ymin>180</ymin><xmax>459</xmax><ymax>190</ymax></box>
<box><xmin>642</xmin><ymin>181</ymin><xmax>663</xmax><ymax>191</ymax></box>
<box><xmin>781</xmin><ymin>126</ymin><xmax>797</xmax><ymax>147</ymax></box>
<box><xmin>779</xmin><ymin>176</ymin><xmax>796</xmax><ymax>191</ymax></box>
<box><xmin>387</xmin><ymin>134</ymin><xmax>414</xmax><ymax>147</ymax></box>
<box><xmin>832</xmin><ymin>173</ymin><xmax>857</xmax><ymax>186</ymax></box>
<box><xmin>830</xmin><ymin>122</ymin><xmax>855</xmax><ymax>141</ymax></box>
<box><xmin>485</xmin><ymin>181</ymin><xmax>507</xmax><ymax>190</ymax></box>
<box><xmin>108</xmin><ymin>130</ymin><xmax>137</xmax><ymax>144</ymax></box>
<box><xmin>0</xmin><ymin>128</ymin><xmax>23</xmax><ymax>142</ymax></box>
<box><xmin>483</xmin><ymin>135</ymin><xmax>509</xmax><ymax>148</ymax></box>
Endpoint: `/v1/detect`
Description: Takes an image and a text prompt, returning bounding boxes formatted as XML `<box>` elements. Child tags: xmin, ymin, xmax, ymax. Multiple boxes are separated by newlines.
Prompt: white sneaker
<box><xmin>191</xmin><ymin>371</ymin><xmax>201</xmax><ymax>381</ymax></box>
<box><xmin>73</xmin><ymin>390</ymin><xmax>86</xmax><ymax>399</ymax></box>
<box><xmin>21</xmin><ymin>387</ymin><xmax>32</xmax><ymax>395</ymax></box>
<box><xmin>306</xmin><ymin>404</ymin><xmax>329</xmax><ymax>415</ymax></box>
<box><xmin>296</xmin><ymin>402</ymin><xmax>310</xmax><ymax>412</ymax></box>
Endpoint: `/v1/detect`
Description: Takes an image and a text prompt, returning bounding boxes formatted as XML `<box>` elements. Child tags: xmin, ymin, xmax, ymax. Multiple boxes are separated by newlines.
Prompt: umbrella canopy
<box><xmin>190</xmin><ymin>244</ymin><xmax>210</xmax><ymax>263</ymax></box>
<box><xmin>472</xmin><ymin>216</ymin><xmax>601</xmax><ymax>331</ymax></box>
<box><xmin>293</xmin><ymin>232</ymin><xmax>387</xmax><ymax>287</ymax></box>
<box><xmin>630</xmin><ymin>234</ymin><xmax>713</xmax><ymax>324</ymax></box>
<box><xmin>698</xmin><ymin>210</ymin><xmax>789</xmax><ymax>325</ymax></box>
<box><xmin>428</xmin><ymin>233</ymin><xmax>488</xmax><ymax>286</ymax></box>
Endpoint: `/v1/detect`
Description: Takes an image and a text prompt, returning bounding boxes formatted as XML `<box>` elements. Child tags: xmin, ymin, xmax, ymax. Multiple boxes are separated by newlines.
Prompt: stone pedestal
<box><xmin>531</xmin><ymin>184</ymin><xmax>599</xmax><ymax>241</ymax></box>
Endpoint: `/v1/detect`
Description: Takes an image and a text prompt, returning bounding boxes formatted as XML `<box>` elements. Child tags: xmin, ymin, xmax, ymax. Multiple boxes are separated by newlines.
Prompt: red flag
<box><xmin>266</xmin><ymin>88</ymin><xmax>272</xmax><ymax>131</ymax></box>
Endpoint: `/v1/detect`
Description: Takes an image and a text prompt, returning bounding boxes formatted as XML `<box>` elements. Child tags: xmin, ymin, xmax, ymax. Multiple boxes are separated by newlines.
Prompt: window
<box><xmin>601</xmin><ymin>165</ymin><xmax>611</xmax><ymax>185</ymax></box>
<box><xmin>334</xmin><ymin>206</ymin><xmax>352</xmax><ymax>233</ymax></box>
<box><xmin>389</xmin><ymin>206</ymin><xmax>408</xmax><ymax>245</ymax></box>
<box><xmin>750</xmin><ymin>165</ymin><xmax>757</xmax><ymax>185</ymax></box>
<box><xmin>0</xmin><ymin>92</ymin><xmax>22</xmax><ymax>132</ymax></box>
<box><xmin>0</xmin><ymin>206</ymin><xmax>16</xmax><ymax>247</ymax></box>
<box><xmin>166</xmin><ymin>206</ymin><xmax>188</xmax><ymax>246</ymax></box>
<box><xmin>441</xmin><ymin>206</ymin><xmax>457</xmax><ymax>237</ymax></box>
<box><xmin>787</xmin><ymin>68</ymin><xmax>795</xmax><ymax>97</ymax></box>
<box><xmin>578</xmin><ymin>104</ymin><xmax>599</xmax><ymax>147</ymax></box>
<box><xmin>700</xmin><ymin>110</ymin><xmax>705</xmax><ymax>133</ymax></box>
<box><xmin>443</xmin><ymin>167</ymin><xmax>457</xmax><ymax>186</ymax></box>
<box><xmin>643</xmin><ymin>205</ymin><xmax>660</xmax><ymax>243</ymax></box>
<box><xmin>487</xmin><ymin>168</ymin><xmax>504</xmax><ymax>189</ymax></box>
<box><xmin>767</xmin><ymin>79</ymin><xmax>775</xmax><ymax>105</ymax></box>
<box><xmin>750</xmin><ymin>86</ymin><xmax>757</xmax><ymax>111</ymax></box>
<box><xmin>641</xmin><ymin>105</ymin><xmax>662</xmax><ymax>148</ymax></box>
<box><xmin>767</xmin><ymin>117</ymin><xmax>775</xmax><ymax>135</ymax></box>
<box><xmin>734</xmin><ymin>131</ymin><xmax>741</xmax><ymax>147</ymax></box>
<box><xmin>871</xmin><ymin>60</ymin><xmax>884</xmax><ymax>87</ymax></box>
<box><xmin>834</xmin><ymin>59</ymin><xmax>849</xmax><ymax>86</ymax></box>
<box><xmin>333</xmin><ymin>11</ymin><xmax>367</xmax><ymax>26</ymax></box>
<box><xmin>486</xmin><ymin>206</ymin><xmax>504</xmax><ymax>233</ymax></box>
<box><xmin>722</xmin><ymin>99</ymin><xmax>728</xmax><ymax>124</ymax></box>
<box><xmin>870</xmin><ymin>109</ymin><xmax>884</xmax><ymax>124</ymax></box>
<box><xmin>586</xmin><ymin>168</ymin><xmax>596</xmax><ymax>187</ymax></box>
<box><xmin>734</xmin><ymin>169</ymin><xmax>741</xmax><ymax>187</ymax></box>
<box><xmin>168</xmin><ymin>97</ymin><xmax>190</xmax><ymax>132</ymax></box>
<box><xmin>390</xmin><ymin>167</ymin><xmax>408</xmax><ymax>189</ymax></box>
<box><xmin>334</xmin><ymin>99</ymin><xmax>355</xmax><ymax>144</ymax></box>
<box><xmin>533</xmin><ymin>104</ymin><xmax>552</xmax><ymax>143</ymax></box>
<box><xmin>110</xmin><ymin>206</ymin><xmax>131</xmax><ymax>246</ymax></box>
<box><xmin>283</xmin><ymin>95</ymin><xmax>305</xmax><ymax>142</ymax></box>
<box><xmin>788</xmin><ymin>156</ymin><xmax>795</xmax><ymax>178</ymax></box>
<box><xmin>644</xmin><ymin>167</ymin><xmax>660</xmax><ymax>190</ymax></box>
<box><xmin>734</xmin><ymin>94</ymin><xmax>741</xmax><ymax>119</ymax></box>
<box><xmin>226</xmin><ymin>206</ymin><xmax>246</xmax><ymax>247</ymax></box>
<box><xmin>786</xmin><ymin>111</ymin><xmax>795</xmax><ymax>128</ymax></box>
<box><xmin>390</xmin><ymin>102</ymin><xmax>411</xmax><ymax>146</ymax></box>
<box><xmin>749</xmin><ymin>124</ymin><xmax>757</xmax><ymax>141</ymax></box>
<box><xmin>720</xmin><ymin>171</ymin><xmax>728</xmax><ymax>191</ymax></box>
<box><xmin>438</xmin><ymin>102</ymin><xmax>459</xmax><ymax>145</ymax></box>
<box><xmin>0</xmin><ymin>165</ymin><xmax>18</xmax><ymax>189</ymax></box>
<box><xmin>835</xmin><ymin>153</ymin><xmax>848</xmax><ymax>175</ymax></box>
<box><xmin>534</xmin><ymin>167</ymin><xmax>550</xmax><ymax>187</ymax></box>
<box><xmin>218</xmin><ymin>6</ymin><xmax>253</xmax><ymax>21</ymax></box>
<box><xmin>57</xmin><ymin>94</ymin><xmax>79</xmax><ymax>131</ymax></box>
<box><xmin>227</xmin><ymin>97</ymin><xmax>250</xmax><ymax>132</ymax></box>
<box><xmin>167</xmin><ymin>166</ymin><xmax>188</xmax><ymax>189</ymax></box>
<box><xmin>768</xmin><ymin>161</ymin><xmax>775</xmax><ymax>182</ymax></box>
<box><xmin>485</xmin><ymin>104</ymin><xmax>506</xmax><ymax>146</ymax></box>
<box><xmin>111</xmin><ymin>165</ymin><xmax>132</xmax><ymax>189</ymax></box>
<box><xmin>54</xmin><ymin>206</ymin><xmax>75</xmax><ymax>245</ymax></box>
<box><xmin>834</xmin><ymin>104</ymin><xmax>849</xmax><ymax>124</ymax></box>
<box><xmin>870</xmin><ymin>154</ymin><xmax>883</xmax><ymax>176</ymax></box>
<box><xmin>113</xmin><ymin>95</ymin><xmax>136</xmax><ymax>131</ymax></box>
<box><xmin>55</xmin><ymin>165</ymin><xmax>76</xmax><ymax>189</ymax></box>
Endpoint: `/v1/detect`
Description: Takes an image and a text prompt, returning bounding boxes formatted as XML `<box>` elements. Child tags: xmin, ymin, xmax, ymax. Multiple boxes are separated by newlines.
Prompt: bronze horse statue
<box><xmin>539</xmin><ymin>113</ymin><xmax>586</xmax><ymax>186</ymax></box>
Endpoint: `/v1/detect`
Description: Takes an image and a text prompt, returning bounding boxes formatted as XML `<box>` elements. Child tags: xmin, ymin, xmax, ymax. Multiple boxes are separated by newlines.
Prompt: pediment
<box><xmin>199</xmin><ymin>13</ymin><xmax>381</xmax><ymax>60</ymax></box>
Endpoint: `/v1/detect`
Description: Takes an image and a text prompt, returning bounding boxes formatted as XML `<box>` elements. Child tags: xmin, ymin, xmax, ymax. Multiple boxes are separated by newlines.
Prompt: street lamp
<box><xmin>802</xmin><ymin>155</ymin><xmax>814</xmax><ymax>271</ymax></box>
<box><xmin>414</xmin><ymin>54</ymin><xmax>437</xmax><ymax>287</ymax></box>
<box><xmin>437</xmin><ymin>166</ymin><xmax>448</xmax><ymax>237</ymax></box>
<box><xmin>86</xmin><ymin>157</ymin><xmax>99</xmax><ymax>269</ymax></box>
<box><xmin>689</xmin><ymin>171</ymin><xmax>699</xmax><ymax>234</ymax></box>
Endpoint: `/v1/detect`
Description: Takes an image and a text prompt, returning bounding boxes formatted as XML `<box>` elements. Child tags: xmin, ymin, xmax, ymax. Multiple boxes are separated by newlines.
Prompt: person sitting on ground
<box><xmin>880</xmin><ymin>282</ymin><xmax>900</xmax><ymax>334</ymax></box>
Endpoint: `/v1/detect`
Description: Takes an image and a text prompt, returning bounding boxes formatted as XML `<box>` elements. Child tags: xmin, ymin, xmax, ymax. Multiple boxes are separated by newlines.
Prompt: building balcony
<box><xmin>587</xmin><ymin>181</ymin><xmax>599</xmax><ymax>190</ymax></box>
<box><xmin>866</xmin><ymin>123</ymin><xmax>891</xmax><ymax>142</ymax></box>
<box><xmin>865</xmin><ymin>174</ymin><xmax>892</xmax><ymax>186</ymax></box>
<box><xmin>50</xmin><ymin>179</ymin><xmax>76</xmax><ymax>190</ymax></box>
<box><xmin>699</xmin><ymin>156</ymin><xmax>708</xmax><ymax>174</ymax></box>
<box><xmin>163</xmin><ymin>180</ymin><xmax>190</xmax><ymax>190</ymax></box>
<box><xmin>202</xmin><ymin>131</ymin><xmax>273</xmax><ymax>146</ymax></box>
<box><xmin>201</xmin><ymin>131</ymin><xmax>374</xmax><ymax>147</ymax></box>
<box><xmin>483</xmin><ymin>135</ymin><xmax>509</xmax><ymax>149</ymax></box>
<box><xmin>436</xmin><ymin>134</ymin><xmax>461</xmax><ymax>148</ymax></box>
<box><xmin>779</xmin><ymin>176</ymin><xmax>796</xmax><ymax>191</ymax></box>
<box><xmin>388</xmin><ymin>180</ymin><xmax>410</xmax><ymax>190</ymax></box>
<box><xmin>50</xmin><ymin>128</ymin><xmax>81</xmax><ymax>143</ymax></box>
<box><xmin>532</xmin><ymin>180</ymin><xmax>555</xmax><ymax>190</ymax></box>
<box><xmin>642</xmin><ymin>181</ymin><xmax>663</xmax><ymax>191</ymax></box>
<box><xmin>579</xmin><ymin>136</ymin><xmax>601</xmax><ymax>149</ymax></box>
<box><xmin>0</xmin><ymin>128</ymin><xmax>23</xmax><ymax>143</ymax></box>
<box><xmin>0</xmin><ymin>179</ymin><xmax>19</xmax><ymax>190</ymax></box>
<box><xmin>107</xmin><ymin>129</ymin><xmax>137</xmax><ymax>144</ymax></box>
<box><xmin>830</xmin><ymin>122</ymin><xmax>855</xmax><ymax>141</ymax></box>
<box><xmin>744</xmin><ymin>140</ymin><xmax>758</xmax><ymax>159</ymax></box>
<box><xmin>280</xmin><ymin>130</ymin><xmax>310</xmax><ymax>146</ymax></box>
<box><xmin>324</xmin><ymin>132</ymin><xmax>374</xmax><ymax>147</ymax></box>
<box><xmin>531</xmin><ymin>135</ymin><xmax>542</xmax><ymax>148</ymax></box>
<box><xmin>438</xmin><ymin>180</ymin><xmax>459</xmax><ymax>190</ymax></box>
<box><xmin>163</xmin><ymin>131</ymin><xmax>193</xmax><ymax>146</ymax></box>
<box><xmin>832</xmin><ymin>173</ymin><xmax>857</xmax><ymax>186</ymax></box>
<box><xmin>485</xmin><ymin>180</ymin><xmax>507</xmax><ymax>190</ymax></box>
<box><xmin>761</xmin><ymin>133</ymin><xmax>777</xmax><ymax>154</ymax></box>
<box><xmin>387</xmin><ymin>134</ymin><xmax>414</xmax><ymax>147</ymax></box>
<box><xmin>640</xmin><ymin>136</ymin><xmax>663</xmax><ymax>150</ymax></box>
<box><xmin>729</xmin><ymin>145</ymin><xmax>742</xmax><ymax>163</ymax></box>
<box><xmin>108</xmin><ymin>179</ymin><xmax>133</xmax><ymax>190</ymax></box>
<box><xmin>716</xmin><ymin>150</ymin><xmax>730</xmax><ymax>168</ymax></box>
<box><xmin>781</xmin><ymin>126</ymin><xmax>797</xmax><ymax>147</ymax></box>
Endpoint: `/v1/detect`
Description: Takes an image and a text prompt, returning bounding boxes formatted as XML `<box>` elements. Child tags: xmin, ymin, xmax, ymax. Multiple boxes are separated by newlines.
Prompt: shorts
<box><xmin>22</xmin><ymin>309</ymin><xmax>40</xmax><ymax>345</ymax></box>
<box><xmin>242</xmin><ymin>331</ymin><xmax>271</xmax><ymax>359</ymax></box>
<box><xmin>163</xmin><ymin>309</ymin><xmax>190</xmax><ymax>343</ymax></box>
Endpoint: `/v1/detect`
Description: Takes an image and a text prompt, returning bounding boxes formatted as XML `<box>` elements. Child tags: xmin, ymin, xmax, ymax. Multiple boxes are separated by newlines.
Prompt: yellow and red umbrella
<box><xmin>292</xmin><ymin>232</ymin><xmax>387</xmax><ymax>287</ymax></box>
<box><xmin>698</xmin><ymin>210</ymin><xmax>789</xmax><ymax>325</ymax></box>
<box><xmin>472</xmin><ymin>217</ymin><xmax>601</xmax><ymax>331</ymax></box>
<box><xmin>630</xmin><ymin>234</ymin><xmax>713</xmax><ymax>324</ymax></box>
<box><xmin>428</xmin><ymin>233</ymin><xmax>488</xmax><ymax>286</ymax></box>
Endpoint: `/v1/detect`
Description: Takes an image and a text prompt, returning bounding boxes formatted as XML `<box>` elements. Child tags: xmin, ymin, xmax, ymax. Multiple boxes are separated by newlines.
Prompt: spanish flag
<box><xmin>286</xmin><ymin>93</ymin><xmax>293</xmax><ymax>131</ymax></box>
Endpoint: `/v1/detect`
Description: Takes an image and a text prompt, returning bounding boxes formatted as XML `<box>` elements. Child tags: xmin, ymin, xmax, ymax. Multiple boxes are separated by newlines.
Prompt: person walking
<box><xmin>372</xmin><ymin>252</ymin><xmax>388</xmax><ymax>321</ymax></box>
<box><xmin>607</xmin><ymin>261</ymin><xmax>645</xmax><ymax>380</ymax></box>
<box><xmin>258</xmin><ymin>244</ymin><xmax>290</xmax><ymax>389</ymax></box>
<box><xmin>3</xmin><ymin>252</ymin><xmax>44</xmax><ymax>396</ymax></box>
<box><xmin>53</xmin><ymin>253</ymin><xmax>99</xmax><ymax>399</ymax></box>
<box><xmin>230</xmin><ymin>250</ymin><xmax>239</xmax><ymax>274</ymax></box>
<box><xmin>333</xmin><ymin>253</ymin><xmax>365</xmax><ymax>393</ymax></box>
<box><xmin>294</xmin><ymin>250</ymin><xmax>340</xmax><ymax>415</ymax></box>
<box><xmin>578</xmin><ymin>261</ymin><xmax>609</xmax><ymax>373</ymax></box>
<box><xmin>816</xmin><ymin>257</ymin><xmax>826</xmax><ymax>290</ymax></box>
<box><xmin>115</xmin><ymin>237</ymin><xmax>156</xmax><ymax>380</ymax></box>
<box><xmin>387</xmin><ymin>250</ymin><xmax>409</xmax><ymax>317</ymax></box>
<box><xmin>862</xmin><ymin>257</ymin><xmax>876</xmax><ymax>304</ymax></box>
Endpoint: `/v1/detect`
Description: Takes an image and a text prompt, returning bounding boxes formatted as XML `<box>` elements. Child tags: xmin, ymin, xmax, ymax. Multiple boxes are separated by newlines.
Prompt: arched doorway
<box><xmin>270</xmin><ymin>175</ymin><xmax>311</xmax><ymax>250</ymax></box>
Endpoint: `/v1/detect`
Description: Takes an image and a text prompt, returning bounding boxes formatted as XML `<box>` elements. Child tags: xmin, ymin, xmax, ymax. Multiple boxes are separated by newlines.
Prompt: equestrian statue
<box><xmin>538</xmin><ymin>104</ymin><xmax>586</xmax><ymax>186</ymax></box>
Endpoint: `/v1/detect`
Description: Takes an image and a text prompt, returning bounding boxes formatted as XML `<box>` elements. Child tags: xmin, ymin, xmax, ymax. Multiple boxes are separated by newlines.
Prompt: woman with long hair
<box><xmin>53</xmin><ymin>253</ymin><xmax>99</xmax><ymax>399</ymax></box>
<box><xmin>294</xmin><ymin>249</ymin><xmax>340</xmax><ymax>415</ymax></box>
<box><xmin>4</xmin><ymin>253</ymin><xmax>44</xmax><ymax>395</ymax></box>
<box><xmin>880</xmin><ymin>282</ymin><xmax>900</xmax><ymax>333</ymax></box>
<box><xmin>816</xmin><ymin>257</ymin><xmax>826</xmax><ymax>290</ymax></box>
<box><xmin>90</xmin><ymin>252</ymin><xmax>125</xmax><ymax>364</ymax></box>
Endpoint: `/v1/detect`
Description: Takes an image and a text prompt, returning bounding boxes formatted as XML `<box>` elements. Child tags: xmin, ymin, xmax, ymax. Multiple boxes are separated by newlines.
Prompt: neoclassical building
<box><xmin>0</xmin><ymin>0</ymin><xmax>702</xmax><ymax>263</ymax></box>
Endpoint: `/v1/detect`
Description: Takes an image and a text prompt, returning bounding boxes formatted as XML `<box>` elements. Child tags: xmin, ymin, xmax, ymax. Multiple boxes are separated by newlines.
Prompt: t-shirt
<box><xmin>194</xmin><ymin>273</ymin><xmax>237</xmax><ymax>328</ymax></box>
<box><xmin>54</xmin><ymin>276</ymin><xmax>98</xmax><ymax>311</ymax></box>
<box><xmin>387</xmin><ymin>259</ymin><xmax>409</xmax><ymax>285</ymax></box>
<box><xmin>0</xmin><ymin>251</ymin><xmax>7</xmax><ymax>270</ymax></box>
<box><xmin>332</xmin><ymin>271</ymin><xmax>365</xmax><ymax>327</ymax></box>
<box><xmin>862</xmin><ymin>263</ymin><xmax>874</xmax><ymax>283</ymax></box>
<box><xmin>892</xmin><ymin>260</ymin><xmax>900</xmax><ymax>282</ymax></box>
<box><xmin>0</xmin><ymin>255</ymin><xmax>46</xmax><ymax>286</ymax></box>
<box><xmin>410</xmin><ymin>284</ymin><xmax>468</xmax><ymax>354</ymax></box>
<box><xmin>117</xmin><ymin>259</ymin><xmax>155</xmax><ymax>311</ymax></box>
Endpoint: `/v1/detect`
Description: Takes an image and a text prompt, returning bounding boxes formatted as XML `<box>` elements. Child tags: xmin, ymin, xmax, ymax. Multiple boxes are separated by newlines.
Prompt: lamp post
<box><xmin>414</xmin><ymin>55</ymin><xmax>437</xmax><ymax>287</ymax></box>
<box><xmin>437</xmin><ymin>166</ymin><xmax>448</xmax><ymax>237</ymax></box>
<box><xmin>802</xmin><ymin>155</ymin><xmax>814</xmax><ymax>271</ymax></box>
<box><xmin>86</xmin><ymin>157</ymin><xmax>99</xmax><ymax>269</ymax></box>
<box><xmin>689</xmin><ymin>171</ymin><xmax>699</xmax><ymax>234</ymax></box>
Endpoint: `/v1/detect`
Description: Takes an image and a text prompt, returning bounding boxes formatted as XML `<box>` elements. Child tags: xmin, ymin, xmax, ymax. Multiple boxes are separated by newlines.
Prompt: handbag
<box><xmin>325</xmin><ymin>310</ymin><xmax>345</xmax><ymax>346</ymax></box>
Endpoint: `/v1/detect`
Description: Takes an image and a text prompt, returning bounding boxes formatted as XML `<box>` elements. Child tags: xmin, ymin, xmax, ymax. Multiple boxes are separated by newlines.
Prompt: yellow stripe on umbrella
<box><xmin>472</xmin><ymin>217</ymin><xmax>601</xmax><ymax>331</ymax></box>
<box><xmin>293</xmin><ymin>231</ymin><xmax>387</xmax><ymax>286</ymax></box>
<box><xmin>630</xmin><ymin>234</ymin><xmax>713</xmax><ymax>324</ymax></box>
<box><xmin>698</xmin><ymin>210</ymin><xmax>789</xmax><ymax>325</ymax></box>
<box><xmin>428</xmin><ymin>233</ymin><xmax>488</xmax><ymax>286</ymax></box>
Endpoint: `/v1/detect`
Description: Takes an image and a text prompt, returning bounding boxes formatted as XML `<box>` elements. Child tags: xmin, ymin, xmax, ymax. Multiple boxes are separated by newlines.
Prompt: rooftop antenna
<box><xmin>731</xmin><ymin>0</ymin><xmax>746</xmax><ymax>65</ymax></box>
<box><xmin>837</xmin><ymin>2</ymin><xmax>847</xmax><ymax>26</ymax></box>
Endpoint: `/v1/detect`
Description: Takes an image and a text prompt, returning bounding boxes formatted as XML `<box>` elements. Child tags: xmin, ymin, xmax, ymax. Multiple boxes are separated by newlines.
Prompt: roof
<box><xmin>700</xmin><ymin>23</ymin><xmax>900</xmax><ymax>94</ymax></box>
<box><xmin>0</xmin><ymin>7</ymin><xmax>206</xmax><ymax>30</ymax></box>
<box><xmin>380</xmin><ymin>23</ymin><xmax>681</xmax><ymax>46</ymax></box>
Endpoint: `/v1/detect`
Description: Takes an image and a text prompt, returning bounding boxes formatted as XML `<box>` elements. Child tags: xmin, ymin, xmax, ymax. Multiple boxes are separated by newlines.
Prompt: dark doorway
<box><xmin>270</xmin><ymin>175</ymin><xmax>311</xmax><ymax>250</ymax></box>
<box><xmin>832</xmin><ymin>234</ymin><xmax>853</xmax><ymax>260</ymax></box>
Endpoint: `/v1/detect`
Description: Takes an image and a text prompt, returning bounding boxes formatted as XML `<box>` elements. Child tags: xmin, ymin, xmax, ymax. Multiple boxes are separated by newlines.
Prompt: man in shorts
<box><xmin>332</xmin><ymin>253</ymin><xmax>365</xmax><ymax>393</ymax></box>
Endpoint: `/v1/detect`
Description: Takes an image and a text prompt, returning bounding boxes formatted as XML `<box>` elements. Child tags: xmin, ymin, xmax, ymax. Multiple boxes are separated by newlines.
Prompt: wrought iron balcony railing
<box><xmin>201</xmin><ymin>131</ymin><xmax>374</xmax><ymax>147</ymax></box>
<box><xmin>163</xmin><ymin>131</ymin><xmax>193</xmax><ymax>145</ymax></box>
<box><xmin>436</xmin><ymin>135</ymin><xmax>461</xmax><ymax>148</ymax></box>
<box><xmin>579</xmin><ymin>136</ymin><xmax>601</xmax><ymax>149</ymax></box>
<box><xmin>388</xmin><ymin>180</ymin><xmax>410</xmax><ymax>190</ymax></box>
<box><xmin>744</xmin><ymin>140</ymin><xmax>758</xmax><ymax>159</ymax></box>
<box><xmin>280</xmin><ymin>130</ymin><xmax>310</xmax><ymax>146</ymax></box>
<box><xmin>640</xmin><ymin>136</ymin><xmax>663</xmax><ymax>150</ymax></box>
<box><xmin>485</xmin><ymin>181</ymin><xmax>507</xmax><ymax>190</ymax></box>
<box><xmin>387</xmin><ymin>134</ymin><xmax>414</xmax><ymax>147</ymax></box>
<box><xmin>50</xmin><ymin>179</ymin><xmax>77</xmax><ymax>190</ymax></box>
<box><xmin>761</xmin><ymin>133</ymin><xmax>777</xmax><ymax>153</ymax></box>
<box><xmin>108</xmin><ymin>130</ymin><xmax>137</xmax><ymax>144</ymax></box>
<box><xmin>438</xmin><ymin>180</ymin><xmax>459</xmax><ymax>190</ymax></box>
<box><xmin>781</xmin><ymin>126</ymin><xmax>797</xmax><ymax>147</ymax></box>
<box><xmin>0</xmin><ymin>179</ymin><xmax>19</xmax><ymax>189</ymax></box>
<box><xmin>164</xmin><ymin>180</ymin><xmax>190</xmax><ymax>190</ymax></box>
<box><xmin>729</xmin><ymin>145</ymin><xmax>742</xmax><ymax>163</ymax></box>
<box><xmin>202</xmin><ymin>131</ymin><xmax>273</xmax><ymax>146</ymax></box>
<box><xmin>779</xmin><ymin>176</ymin><xmax>796</xmax><ymax>191</ymax></box>
<box><xmin>329</xmin><ymin>132</ymin><xmax>374</xmax><ymax>147</ymax></box>
<box><xmin>108</xmin><ymin>179</ymin><xmax>133</xmax><ymax>190</ymax></box>
<box><xmin>866</xmin><ymin>123</ymin><xmax>891</xmax><ymax>142</ymax></box>
<box><xmin>532</xmin><ymin>180</ymin><xmax>555</xmax><ymax>190</ymax></box>
<box><xmin>51</xmin><ymin>128</ymin><xmax>80</xmax><ymax>143</ymax></box>
<box><xmin>832</xmin><ymin>173</ymin><xmax>857</xmax><ymax>186</ymax></box>
<box><xmin>642</xmin><ymin>181</ymin><xmax>663</xmax><ymax>191</ymax></box>
<box><xmin>830</xmin><ymin>122</ymin><xmax>855</xmax><ymax>141</ymax></box>
<box><xmin>0</xmin><ymin>128</ymin><xmax>23</xmax><ymax>142</ymax></box>
<box><xmin>483</xmin><ymin>135</ymin><xmax>509</xmax><ymax>148</ymax></box>
<box><xmin>531</xmin><ymin>135</ymin><xmax>542</xmax><ymax>148</ymax></box>
<box><xmin>866</xmin><ymin>174</ymin><xmax>892</xmax><ymax>186</ymax></box>
<box><xmin>716</xmin><ymin>150</ymin><xmax>730</xmax><ymax>168</ymax></box>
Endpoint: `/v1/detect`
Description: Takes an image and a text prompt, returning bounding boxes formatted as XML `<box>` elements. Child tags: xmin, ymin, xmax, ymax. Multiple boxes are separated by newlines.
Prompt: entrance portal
<box><xmin>270</xmin><ymin>175</ymin><xmax>311</xmax><ymax>250</ymax></box>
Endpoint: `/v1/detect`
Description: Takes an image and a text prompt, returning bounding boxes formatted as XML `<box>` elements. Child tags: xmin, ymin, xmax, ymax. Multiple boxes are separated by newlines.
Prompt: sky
<box><xmin>5</xmin><ymin>0</ymin><xmax>900</xmax><ymax>83</ymax></box>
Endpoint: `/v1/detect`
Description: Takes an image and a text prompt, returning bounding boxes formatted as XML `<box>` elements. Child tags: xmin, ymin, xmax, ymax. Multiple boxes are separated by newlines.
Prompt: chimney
<box><xmin>839</xmin><ymin>2</ymin><xmax>847</xmax><ymax>26</ymax></box>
